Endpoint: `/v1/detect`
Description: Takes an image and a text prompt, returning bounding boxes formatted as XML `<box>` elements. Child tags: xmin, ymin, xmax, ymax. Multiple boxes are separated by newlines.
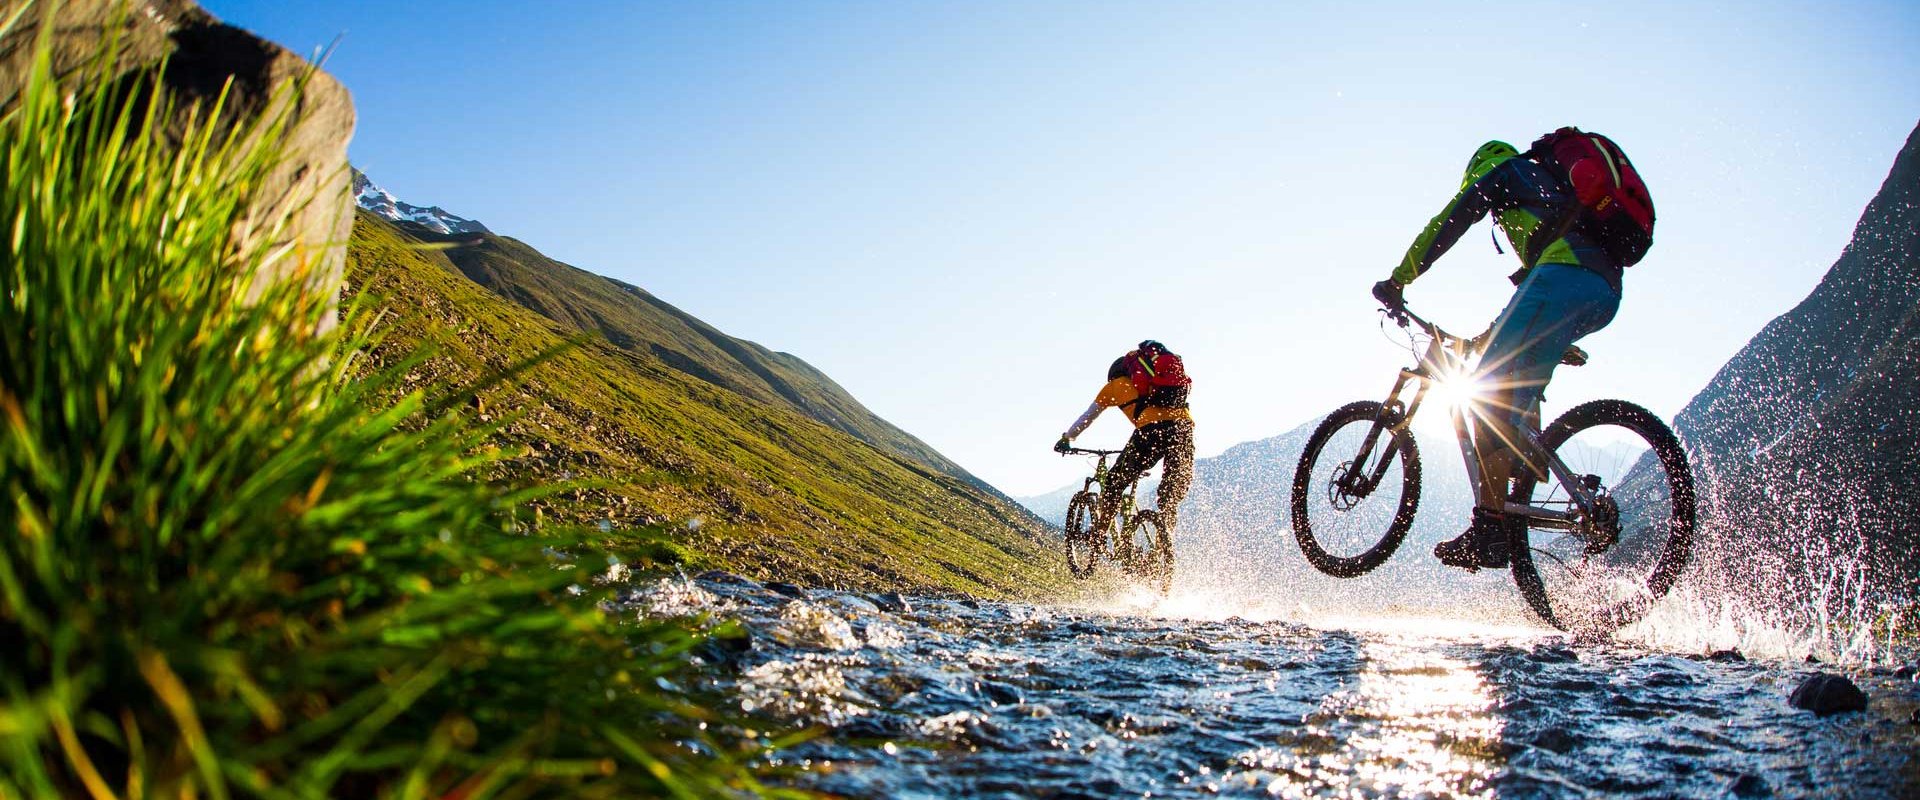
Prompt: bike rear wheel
<box><xmin>1122</xmin><ymin>510</ymin><xmax>1173</xmax><ymax>596</ymax></box>
<box><xmin>1063</xmin><ymin>491</ymin><xmax>1099</xmax><ymax>578</ymax></box>
<box><xmin>1291</xmin><ymin>400</ymin><xmax>1422</xmax><ymax>578</ymax></box>
<box><xmin>1508</xmin><ymin>399</ymin><xmax>1696</xmax><ymax>633</ymax></box>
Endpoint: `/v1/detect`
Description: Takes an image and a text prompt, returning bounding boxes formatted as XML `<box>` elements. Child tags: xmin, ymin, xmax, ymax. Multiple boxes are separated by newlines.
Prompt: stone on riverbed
<box><xmin>1727</xmin><ymin>772</ymin><xmax>1771</xmax><ymax>797</ymax></box>
<box><xmin>697</xmin><ymin>570</ymin><xmax>763</xmax><ymax>589</ymax></box>
<box><xmin>873</xmin><ymin>592</ymin><xmax>913</xmax><ymax>613</ymax></box>
<box><xmin>1788</xmin><ymin>673</ymin><xmax>1867</xmax><ymax>716</ymax></box>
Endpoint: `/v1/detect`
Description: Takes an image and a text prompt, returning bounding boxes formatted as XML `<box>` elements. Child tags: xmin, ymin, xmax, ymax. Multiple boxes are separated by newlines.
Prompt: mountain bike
<box><xmin>1289</xmin><ymin>302</ymin><xmax>1696</xmax><ymax>632</ymax></box>
<box><xmin>1059</xmin><ymin>447</ymin><xmax>1172</xmax><ymax>595</ymax></box>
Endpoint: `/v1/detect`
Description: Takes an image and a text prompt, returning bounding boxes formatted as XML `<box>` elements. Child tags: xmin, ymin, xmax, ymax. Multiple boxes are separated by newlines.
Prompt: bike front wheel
<box><xmin>1063</xmin><ymin>490</ymin><xmax>1099</xmax><ymax>578</ymax></box>
<box><xmin>1291</xmin><ymin>400</ymin><xmax>1422</xmax><ymax>578</ymax></box>
<box><xmin>1508</xmin><ymin>399</ymin><xmax>1696</xmax><ymax>633</ymax></box>
<box><xmin>1122</xmin><ymin>510</ymin><xmax>1173</xmax><ymax>596</ymax></box>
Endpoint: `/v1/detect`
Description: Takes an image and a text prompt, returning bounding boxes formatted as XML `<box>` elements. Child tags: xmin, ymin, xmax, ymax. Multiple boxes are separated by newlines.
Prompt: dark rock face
<box><xmin>0</xmin><ymin>0</ymin><xmax>355</xmax><ymax>329</ymax></box>
<box><xmin>1788</xmin><ymin>673</ymin><xmax>1869</xmax><ymax>716</ymax></box>
<box><xmin>1669</xmin><ymin>123</ymin><xmax>1920</xmax><ymax>596</ymax></box>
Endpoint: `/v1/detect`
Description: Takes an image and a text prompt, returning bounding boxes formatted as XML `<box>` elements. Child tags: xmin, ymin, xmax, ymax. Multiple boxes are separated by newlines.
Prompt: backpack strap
<box><xmin>1518</xmin><ymin>202</ymin><xmax>1583</xmax><ymax>276</ymax></box>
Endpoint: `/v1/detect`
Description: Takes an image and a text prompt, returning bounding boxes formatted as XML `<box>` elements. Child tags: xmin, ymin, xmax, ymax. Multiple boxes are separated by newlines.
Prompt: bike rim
<box><xmin>1297</xmin><ymin>410</ymin><xmax>1416</xmax><ymax>570</ymax></box>
<box><xmin>1512</xmin><ymin>406</ymin><xmax>1692</xmax><ymax>633</ymax></box>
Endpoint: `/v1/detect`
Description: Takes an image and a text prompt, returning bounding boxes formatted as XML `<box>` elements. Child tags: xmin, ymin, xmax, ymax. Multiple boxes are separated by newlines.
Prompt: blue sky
<box><xmin>205</xmin><ymin>1</ymin><xmax>1919</xmax><ymax>496</ymax></box>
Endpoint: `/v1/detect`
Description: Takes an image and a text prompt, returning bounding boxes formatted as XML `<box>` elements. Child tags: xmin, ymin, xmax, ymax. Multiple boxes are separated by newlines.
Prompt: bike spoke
<box><xmin>1292</xmin><ymin>402</ymin><xmax>1421</xmax><ymax>578</ymax></box>
<box><xmin>1510</xmin><ymin>401</ymin><xmax>1694</xmax><ymax>633</ymax></box>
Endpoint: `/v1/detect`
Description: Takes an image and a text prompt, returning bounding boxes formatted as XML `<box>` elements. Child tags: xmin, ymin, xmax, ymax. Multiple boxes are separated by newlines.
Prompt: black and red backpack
<box><xmin>1124</xmin><ymin>341</ymin><xmax>1190</xmax><ymax>414</ymax></box>
<box><xmin>1524</xmin><ymin>127</ymin><xmax>1656</xmax><ymax>268</ymax></box>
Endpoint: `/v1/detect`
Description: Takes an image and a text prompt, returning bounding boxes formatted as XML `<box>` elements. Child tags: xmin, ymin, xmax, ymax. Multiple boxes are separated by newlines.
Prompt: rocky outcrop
<box><xmin>0</xmin><ymin>0</ymin><xmax>355</xmax><ymax>327</ymax></box>
<box><xmin>1671</xmin><ymin>122</ymin><xmax>1920</xmax><ymax>595</ymax></box>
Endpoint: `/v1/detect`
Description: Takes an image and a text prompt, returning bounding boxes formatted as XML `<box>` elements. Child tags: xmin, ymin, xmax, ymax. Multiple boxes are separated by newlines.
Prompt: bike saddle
<box><xmin>1561</xmin><ymin>345</ymin><xmax>1589</xmax><ymax>367</ymax></box>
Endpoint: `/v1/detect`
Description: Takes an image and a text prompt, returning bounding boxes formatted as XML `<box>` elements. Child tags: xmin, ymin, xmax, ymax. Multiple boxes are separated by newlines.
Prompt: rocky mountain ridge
<box><xmin>1668</xmin><ymin>121</ymin><xmax>1920</xmax><ymax>598</ymax></box>
<box><xmin>352</xmin><ymin>169</ymin><xmax>489</xmax><ymax>235</ymax></box>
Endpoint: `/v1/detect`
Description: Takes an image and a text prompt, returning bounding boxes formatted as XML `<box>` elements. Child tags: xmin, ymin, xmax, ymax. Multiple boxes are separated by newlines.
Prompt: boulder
<box><xmin>1788</xmin><ymin>673</ymin><xmax>1868</xmax><ymax>716</ymax></box>
<box><xmin>873</xmin><ymin>591</ymin><xmax>913</xmax><ymax>613</ymax></box>
<box><xmin>0</xmin><ymin>0</ymin><xmax>355</xmax><ymax>330</ymax></box>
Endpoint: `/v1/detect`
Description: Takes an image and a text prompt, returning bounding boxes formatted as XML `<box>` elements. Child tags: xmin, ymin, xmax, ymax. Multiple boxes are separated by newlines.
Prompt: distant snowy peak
<box><xmin>351</xmin><ymin>169</ymin><xmax>491</xmax><ymax>236</ymax></box>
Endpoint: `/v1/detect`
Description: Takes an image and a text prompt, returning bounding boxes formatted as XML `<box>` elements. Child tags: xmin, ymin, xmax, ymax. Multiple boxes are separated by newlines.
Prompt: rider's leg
<box><xmin>1476</xmin><ymin>263</ymin><xmax>1621</xmax><ymax>497</ymax></box>
<box><xmin>1095</xmin><ymin>427</ymin><xmax>1155</xmax><ymax>537</ymax></box>
<box><xmin>1153</xmin><ymin>421</ymin><xmax>1196</xmax><ymax>532</ymax></box>
<box><xmin>1439</xmin><ymin>264</ymin><xmax>1620</xmax><ymax>569</ymax></box>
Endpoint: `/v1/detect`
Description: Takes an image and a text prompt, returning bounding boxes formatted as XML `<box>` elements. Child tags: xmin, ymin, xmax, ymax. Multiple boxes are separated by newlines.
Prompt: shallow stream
<box><xmin>634</xmin><ymin>574</ymin><xmax>1919</xmax><ymax>798</ymax></box>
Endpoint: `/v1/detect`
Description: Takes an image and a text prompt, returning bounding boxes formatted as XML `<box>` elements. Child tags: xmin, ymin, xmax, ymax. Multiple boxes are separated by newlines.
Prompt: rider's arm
<box><xmin>1391</xmin><ymin>166</ymin><xmax>1502</xmax><ymax>286</ymax></box>
<box><xmin>1063</xmin><ymin>377</ymin><xmax>1139</xmax><ymax>439</ymax></box>
<box><xmin>1062</xmin><ymin>401</ymin><xmax>1103</xmax><ymax>440</ymax></box>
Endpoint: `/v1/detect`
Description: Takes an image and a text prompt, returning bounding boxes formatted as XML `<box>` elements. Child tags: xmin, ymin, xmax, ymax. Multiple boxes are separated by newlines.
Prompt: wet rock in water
<box><xmin>873</xmin><ymin>592</ymin><xmax>913</xmax><ymax>613</ymax></box>
<box><xmin>770</xmin><ymin>601</ymin><xmax>861</xmax><ymax>650</ymax></box>
<box><xmin>958</xmin><ymin>597</ymin><xmax>982</xmax><ymax>609</ymax></box>
<box><xmin>698</xmin><ymin>570</ymin><xmax>763</xmax><ymax>589</ymax></box>
<box><xmin>1788</xmin><ymin>673</ymin><xmax>1868</xmax><ymax>716</ymax></box>
<box><xmin>1531</xmin><ymin>645</ymin><xmax>1579</xmax><ymax>663</ymax></box>
<box><xmin>977</xmin><ymin>681</ymin><xmax>1022</xmax><ymax>706</ymax></box>
<box><xmin>1805</xmin><ymin>653</ymin><xmax>1822</xmax><ymax>665</ymax></box>
<box><xmin>1706</xmin><ymin>649</ymin><xmax>1747</xmax><ymax>663</ymax></box>
<box><xmin>1728</xmin><ymin>772</ymin><xmax>1772</xmax><ymax>797</ymax></box>
<box><xmin>767</xmin><ymin>581</ymin><xmax>808</xmax><ymax>598</ymax></box>
<box><xmin>693</xmin><ymin>629</ymin><xmax>753</xmax><ymax>666</ymax></box>
<box><xmin>828</xmin><ymin>594</ymin><xmax>881</xmax><ymax>615</ymax></box>
<box><xmin>1529</xmin><ymin>725</ymin><xmax>1578</xmax><ymax>754</ymax></box>
<box><xmin>634</xmin><ymin>578</ymin><xmax>722</xmax><ymax>619</ymax></box>
<box><xmin>1909</xmin><ymin>708</ymin><xmax>1920</xmax><ymax>725</ymax></box>
<box><xmin>1892</xmin><ymin>663</ymin><xmax>1916</xmax><ymax>680</ymax></box>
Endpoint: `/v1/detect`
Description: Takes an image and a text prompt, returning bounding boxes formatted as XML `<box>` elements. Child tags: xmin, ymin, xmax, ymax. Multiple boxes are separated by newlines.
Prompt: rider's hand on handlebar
<box><xmin>1372</xmin><ymin>279</ymin><xmax>1408</xmax><ymax>323</ymax></box>
<box><xmin>1054</xmin><ymin>435</ymin><xmax>1073</xmax><ymax>454</ymax></box>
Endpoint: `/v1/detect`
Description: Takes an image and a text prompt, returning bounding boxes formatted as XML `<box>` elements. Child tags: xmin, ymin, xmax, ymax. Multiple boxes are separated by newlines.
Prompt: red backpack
<box><xmin>1524</xmin><ymin>127</ymin><xmax>1655</xmax><ymax>268</ymax></box>
<box><xmin>1126</xmin><ymin>344</ymin><xmax>1191</xmax><ymax>412</ymax></box>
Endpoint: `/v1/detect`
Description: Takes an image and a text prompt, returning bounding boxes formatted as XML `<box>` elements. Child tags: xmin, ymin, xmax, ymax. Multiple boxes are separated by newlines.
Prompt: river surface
<box><xmin>634</xmin><ymin>574</ymin><xmax>1920</xmax><ymax>799</ymax></box>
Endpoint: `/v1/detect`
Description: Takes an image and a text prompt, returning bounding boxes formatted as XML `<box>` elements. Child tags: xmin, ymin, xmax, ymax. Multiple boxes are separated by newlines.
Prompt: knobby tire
<box><xmin>1291</xmin><ymin>400</ymin><xmax>1422</xmax><ymax>578</ymax></box>
<box><xmin>1123</xmin><ymin>510</ymin><xmax>1173</xmax><ymax>596</ymax></box>
<box><xmin>1063</xmin><ymin>491</ymin><xmax>1099</xmax><ymax>578</ymax></box>
<box><xmin>1507</xmin><ymin>399</ymin><xmax>1696</xmax><ymax>632</ymax></box>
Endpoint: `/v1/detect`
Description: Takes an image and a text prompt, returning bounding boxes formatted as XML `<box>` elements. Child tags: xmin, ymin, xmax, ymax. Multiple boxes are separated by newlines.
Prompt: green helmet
<box><xmin>1462</xmin><ymin>140</ymin><xmax>1518</xmax><ymax>189</ymax></box>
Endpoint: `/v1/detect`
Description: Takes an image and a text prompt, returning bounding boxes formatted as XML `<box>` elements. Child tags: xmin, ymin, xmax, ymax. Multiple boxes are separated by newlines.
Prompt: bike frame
<box><xmin>1067</xmin><ymin>448</ymin><xmax>1139</xmax><ymax>534</ymax></box>
<box><xmin>1361</xmin><ymin>307</ymin><xmax>1602</xmax><ymax>531</ymax></box>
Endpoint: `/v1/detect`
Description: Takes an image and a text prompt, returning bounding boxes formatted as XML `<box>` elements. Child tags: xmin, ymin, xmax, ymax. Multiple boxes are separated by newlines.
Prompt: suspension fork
<box><xmin>1352</xmin><ymin>369</ymin><xmax>1430</xmax><ymax>490</ymax></box>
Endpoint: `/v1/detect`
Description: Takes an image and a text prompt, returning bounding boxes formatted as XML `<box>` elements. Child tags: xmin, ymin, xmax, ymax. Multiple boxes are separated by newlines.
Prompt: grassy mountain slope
<box><xmin>409</xmin><ymin>225</ymin><xmax>988</xmax><ymax>494</ymax></box>
<box><xmin>346</xmin><ymin>211</ymin><xmax>1063</xmax><ymax>596</ymax></box>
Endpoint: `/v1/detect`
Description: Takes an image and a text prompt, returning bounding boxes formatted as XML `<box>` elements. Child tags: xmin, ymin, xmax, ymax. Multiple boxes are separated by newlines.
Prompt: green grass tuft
<box><xmin>0</xmin><ymin>15</ymin><xmax>796</xmax><ymax>799</ymax></box>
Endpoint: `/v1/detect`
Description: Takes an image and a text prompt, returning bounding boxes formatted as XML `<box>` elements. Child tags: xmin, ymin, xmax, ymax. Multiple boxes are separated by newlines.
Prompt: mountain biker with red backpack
<box><xmin>1372</xmin><ymin>128</ymin><xmax>1655</xmax><ymax>571</ymax></box>
<box><xmin>1054</xmin><ymin>340</ymin><xmax>1196</xmax><ymax>537</ymax></box>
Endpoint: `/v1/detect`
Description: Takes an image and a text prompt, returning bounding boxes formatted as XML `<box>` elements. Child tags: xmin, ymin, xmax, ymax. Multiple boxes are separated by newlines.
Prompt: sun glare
<box><xmin>1417</xmin><ymin>369</ymin><xmax>1488</xmax><ymax>435</ymax></box>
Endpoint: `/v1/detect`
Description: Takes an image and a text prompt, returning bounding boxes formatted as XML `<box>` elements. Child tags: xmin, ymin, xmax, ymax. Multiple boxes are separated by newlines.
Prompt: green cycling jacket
<box><xmin>1393</xmin><ymin>153</ymin><xmax>1618</xmax><ymax>290</ymax></box>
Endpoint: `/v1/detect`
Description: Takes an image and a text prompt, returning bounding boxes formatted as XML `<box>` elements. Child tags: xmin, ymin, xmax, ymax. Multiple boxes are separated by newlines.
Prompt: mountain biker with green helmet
<box><xmin>1372</xmin><ymin>139</ymin><xmax>1625</xmax><ymax>571</ymax></box>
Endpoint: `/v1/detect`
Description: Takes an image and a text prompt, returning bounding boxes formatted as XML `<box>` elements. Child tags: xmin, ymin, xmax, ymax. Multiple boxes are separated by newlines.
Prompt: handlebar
<box><xmin>1384</xmin><ymin>299</ymin><xmax>1586</xmax><ymax>366</ymax></box>
<box><xmin>1383</xmin><ymin>302</ymin><xmax>1469</xmax><ymax>347</ymax></box>
<box><xmin>1060</xmin><ymin>447</ymin><xmax>1123</xmax><ymax>457</ymax></box>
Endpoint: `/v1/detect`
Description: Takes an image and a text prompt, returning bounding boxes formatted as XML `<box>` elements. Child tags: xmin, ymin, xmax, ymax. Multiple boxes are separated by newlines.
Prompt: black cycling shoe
<box><xmin>1434</xmin><ymin>507</ymin><xmax>1513</xmax><ymax>571</ymax></box>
